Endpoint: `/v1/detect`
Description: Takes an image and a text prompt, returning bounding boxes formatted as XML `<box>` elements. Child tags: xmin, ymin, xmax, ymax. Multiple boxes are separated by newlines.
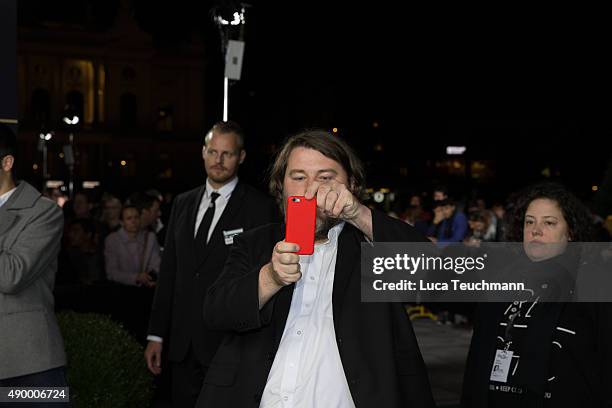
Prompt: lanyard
<box><xmin>503</xmin><ymin>304</ymin><xmax>522</xmax><ymax>349</ymax></box>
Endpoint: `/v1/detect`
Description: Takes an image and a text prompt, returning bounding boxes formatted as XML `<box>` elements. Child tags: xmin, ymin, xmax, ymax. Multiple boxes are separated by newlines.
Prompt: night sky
<box><xmin>16</xmin><ymin>0</ymin><xmax>612</xmax><ymax>204</ymax></box>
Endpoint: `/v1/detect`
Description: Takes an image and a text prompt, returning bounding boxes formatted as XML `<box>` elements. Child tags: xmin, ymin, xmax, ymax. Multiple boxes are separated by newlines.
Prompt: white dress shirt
<box><xmin>0</xmin><ymin>187</ymin><xmax>17</xmax><ymax>208</ymax></box>
<box><xmin>260</xmin><ymin>222</ymin><xmax>356</xmax><ymax>408</ymax></box>
<box><xmin>147</xmin><ymin>177</ymin><xmax>238</xmax><ymax>344</ymax></box>
<box><xmin>194</xmin><ymin>177</ymin><xmax>238</xmax><ymax>242</ymax></box>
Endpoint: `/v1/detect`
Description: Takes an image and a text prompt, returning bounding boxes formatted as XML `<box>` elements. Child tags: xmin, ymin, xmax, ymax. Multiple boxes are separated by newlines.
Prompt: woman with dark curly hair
<box><xmin>461</xmin><ymin>182</ymin><xmax>612</xmax><ymax>408</ymax></box>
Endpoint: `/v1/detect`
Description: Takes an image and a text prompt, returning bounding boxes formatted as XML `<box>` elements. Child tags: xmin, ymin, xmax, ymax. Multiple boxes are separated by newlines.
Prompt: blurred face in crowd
<box><xmin>73</xmin><ymin>193</ymin><xmax>91</xmax><ymax>218</ymax></box>
<box><xmin>409</xmin><ymin>195</ymin><xmax>421</xmax><ymax>207</ymax></box>
<box><xmin>48</xmin><ymin>188</ymin><xmax>68</xmax><ymax>208</ymax></box>
<box><xmin>121</xmin><ymin>207</ymin><xmax>141</xmax><ymax>235</ymax></box>
<box><xmin>283</xmin><ymin>147</ymin><xmax>348</xmax><ymax>240</ymax></box>
<box><xmin>141</xmin><ymin>200</ymin><xmax>161</xmax><ymax>228</ymax></box>
<box><xmin>523</xmin><ymin>198</ymin><xmax>570</xmax><ymax>261</ymax></box>
<box><xmin>68</xmin><ymin>223</ymin><xmax>93</xmax><ymax>249</ymax></box>
<box><xmin>433</xmin><ymin>190</ymin><xmax>447</xmax><ymax>201</ymax></box>
<box><xmin>469</xmin><ymin>219</ymin><xmax>486</xmax><ymax>234</ymax></box>
<box><xmin>441</xmin><ymin>204</ymin><xmax>455</xmax><ymax>219</ymax></box>
<box><xmin>492</xmin><ymin>204</ymin><xmax>505</xmax><ymax>220</ymax></box>
<box><xmin>202</xmin><ymin>131</ymin><xmax>245</xmax><ymax>188</ymax></box>
<box><xmin>103</xmin><ymin>198</ymin><xmax>122</xmax><ymax>224</ymax></box>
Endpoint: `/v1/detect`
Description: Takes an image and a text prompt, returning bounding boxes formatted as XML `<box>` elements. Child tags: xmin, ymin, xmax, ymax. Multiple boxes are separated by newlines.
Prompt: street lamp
<box><xmin>37</xmin><ymin>129</ymin><xmax>53</xmax><ymax>182</ymax></box>
<box><xmin>212</xmin><ymin>2</ymin><xmax>248</xmax><ymax>121</ymax></box>
<box><xmin>62</xmin><ymin>105</ymin><xmax>79</xmax><ymax>199</ymax></box>
<box><xmin>62</xmin><ymin>115</ymin><xmax>79</xmax><ymax>126</ymax></box>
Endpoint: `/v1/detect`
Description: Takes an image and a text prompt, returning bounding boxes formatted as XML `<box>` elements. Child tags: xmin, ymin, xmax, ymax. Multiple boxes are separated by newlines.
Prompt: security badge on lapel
<box><xmin>223</xmin><ymin>228</ymin><xmax>244</xmax><ymax>245</ymax></box>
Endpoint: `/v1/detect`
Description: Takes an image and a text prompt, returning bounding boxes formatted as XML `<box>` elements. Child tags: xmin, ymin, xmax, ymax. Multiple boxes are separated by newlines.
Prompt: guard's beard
<box><xmin>315</xmin><ymin>209</ymin><xmax>340</xmax><ymax>241</ymax></box>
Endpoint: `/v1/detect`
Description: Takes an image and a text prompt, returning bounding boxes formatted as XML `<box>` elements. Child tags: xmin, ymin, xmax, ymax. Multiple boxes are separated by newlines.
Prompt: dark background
<box><xmin>0</xmin><ymin>0</ymin><xmax>17</xmax><ymax>125</ymax></box>
<box><xmin>12</xmin><ymin>0</ymin><xmax>612</xmax><ymax>210</ymax></box>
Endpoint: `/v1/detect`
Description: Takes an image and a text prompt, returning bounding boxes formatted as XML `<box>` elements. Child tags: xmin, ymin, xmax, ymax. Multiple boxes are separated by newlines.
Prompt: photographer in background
<box><xmin>0</xmin><ymin>124</ymin><xmax>69</xmax><ymax>406</ymax></box>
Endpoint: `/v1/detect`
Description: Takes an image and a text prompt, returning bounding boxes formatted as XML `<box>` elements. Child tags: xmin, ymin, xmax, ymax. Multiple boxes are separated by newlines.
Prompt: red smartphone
<box><xmin>285</xmin><ymin>196</ymin><xmax>316</xmax><ymax>255</ymax></box>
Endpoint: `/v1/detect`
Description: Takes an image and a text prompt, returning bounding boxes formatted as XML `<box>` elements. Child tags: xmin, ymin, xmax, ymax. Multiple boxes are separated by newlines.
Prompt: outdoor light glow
<box><xmin>120</xmin><ymin>160</ymin><xmax>127</xmax><ymax>166</ymax></box>
<box><xmin>59</xmin><ymin>153</ymin><xmax>64</xmax><ymax>159</ymax></box>
<box><xmin>63</xmin><ymin>115</ymin><xmax>80</xmax><ymax>125</ymax></box>
<box><xmin>32</xmin><ymin>164</ymin><xmax>38</xmax><ymax>170</ymax></box>
<box><xmin>373</xmin><ymin>122</ymin><xmax>379</xmax><ymax>128</ymax></box>
<box><xmin>332</xmin><ymin>127</ymin><xmax>338</xmax><ymax>133</ymax></box>
<box><xmin>215</xmin><ymin>8</ymin><xmax>245</xmax><ymax>26</ymax></box>
<box><xmin>592</xmin><ymin>185</ymin><xmax>599</xmax><ymax>192</ymax></box>
<box><xmin>446</xmin><ymin>146</ymin><xmax>466</xmax><ymax>155</ymax></box>
<box><xmin>46</xmin><ymin>180</ymin><xmax>65</xmax><ymax>188</ymax></box>
<box><xmin>82</xmin><ymin>181</ymin><xmax>101</xmax><ymax>189</ymax></box>
<box><xmin>39</xmin><ymin>132</ymin><xmax>52</xmax><ymax>141</ymax></box>
<box><xmin>373</xmin><ymin>191</ymin><xmax>385</xmax><ymax>203</ymax></box>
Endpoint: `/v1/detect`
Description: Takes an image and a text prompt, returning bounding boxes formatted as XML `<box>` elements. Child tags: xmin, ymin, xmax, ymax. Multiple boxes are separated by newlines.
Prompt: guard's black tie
<box><xmin>195</xmin><ymin>191</ymin><xmax>220</xmax><ymax>245</ymax></box>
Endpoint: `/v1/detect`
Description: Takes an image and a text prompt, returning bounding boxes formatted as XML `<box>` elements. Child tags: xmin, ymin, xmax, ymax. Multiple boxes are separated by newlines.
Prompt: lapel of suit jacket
<box><xmin>332</xmin><ymin>224</ymin><xmax>360</xmax><ymax>334</ymax></box>
<box><xmin>0</xmin><ymin>209</ymin><xmax>16</xmax><ymax>236</ymax></box>
<box><xmin>191</xmin><ymin>185</ymin><xmax>207</xmax><ymax>262</ymax></box>
<box><xmin>0</xmin><ymin>182</ymin><xmax>35</xmax><ymax>236</ymax></box>
<box><xmin>195</xmin><ymin>182</ymin><xmax>246</xmax><ymax>270</ymax></box>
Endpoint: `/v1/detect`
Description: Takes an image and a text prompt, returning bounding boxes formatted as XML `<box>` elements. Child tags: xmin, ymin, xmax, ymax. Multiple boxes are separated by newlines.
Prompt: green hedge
<box><xmin>57</xmin><ymin>311</ymin><xmax>154</xmax><ymax>408</ymax></box>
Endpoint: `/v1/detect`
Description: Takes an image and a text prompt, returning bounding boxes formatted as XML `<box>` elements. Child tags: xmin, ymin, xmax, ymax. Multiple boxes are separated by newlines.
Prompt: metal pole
<box><xmin>68</xmin><ymin>132</ymin><xmax>74</xmax><ymax>199</ymax></box>
<box><xmin>42</xmin><ymin>140</ymin><xmax>48</xmax><ymax>179</ymax></box>
<box><xmin>223</xmin><ymin>75</ymin><xmax>229</xmax><ymax>121</ymax></box>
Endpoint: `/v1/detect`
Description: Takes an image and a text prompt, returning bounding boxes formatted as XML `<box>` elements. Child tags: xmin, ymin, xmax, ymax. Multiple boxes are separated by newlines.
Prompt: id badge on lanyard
<box><xmin>491</xmin><ymin>310</ymin><xmax>518</xmax><ymax>383</ymax></box>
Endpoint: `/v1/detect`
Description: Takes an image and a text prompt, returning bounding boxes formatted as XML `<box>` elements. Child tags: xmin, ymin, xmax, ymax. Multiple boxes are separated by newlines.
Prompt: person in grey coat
<box><xmin>0</xmin><ymin>124</ymin><xmax>69</xmax><ymax>404</ymax></box>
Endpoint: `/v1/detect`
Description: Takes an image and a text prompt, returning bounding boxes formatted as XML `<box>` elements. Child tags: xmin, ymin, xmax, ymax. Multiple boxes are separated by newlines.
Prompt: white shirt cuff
<box><xmin>147</xmin><ymin>335</ymin><xmax>163</xmax><ymax>343</ymax></box>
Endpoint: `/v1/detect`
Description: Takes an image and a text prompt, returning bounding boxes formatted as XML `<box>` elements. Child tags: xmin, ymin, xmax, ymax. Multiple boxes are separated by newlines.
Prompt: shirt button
<box><xmin>296</xmin><ymin>330</ymin><xmax>302</xmax><ymax>336</ymax></box>
<box><xmin>283</xmin><ymin>396</ymin><xmax>289</xmax><ymax>401</ymax></box>
<box><xmin>310</xmin><ymin>276</ymin><xmax>315</xmax><ymax>281</ymax></box>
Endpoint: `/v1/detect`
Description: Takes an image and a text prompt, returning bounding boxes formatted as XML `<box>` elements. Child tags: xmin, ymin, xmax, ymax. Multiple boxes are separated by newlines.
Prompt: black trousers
<box><xmin>0</xmin><ymin>366</ymin><xmax>70</xmax><ymax>407</ymax></box>
<box><xmin>172</xmin><ymin>344</ymin><xmax>208</xmax><ymax>408</ymax></box>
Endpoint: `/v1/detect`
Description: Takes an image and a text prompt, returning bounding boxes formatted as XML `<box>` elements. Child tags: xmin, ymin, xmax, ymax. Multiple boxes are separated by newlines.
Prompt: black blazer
<box><xmin>148</xmin><ymin>182</ymin><xmax>279</xmax><ymax>364</ymax></box>
<box><xmin>462</xmin><ymin>302</ymin><xmax>612</xmax><ymax>408</ymax></box>
<box><xmin>197</xmin><ymin>210</ymin><xmax>435</xmax><ymax>408</ymax></box>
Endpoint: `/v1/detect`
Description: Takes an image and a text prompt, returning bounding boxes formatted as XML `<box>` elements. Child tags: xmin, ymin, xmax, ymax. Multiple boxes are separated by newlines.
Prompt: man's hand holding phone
<box><xmin>258</xmin><ymin>241</ymin><xmax>301</xmax><ymax>308</ymax></box>
<box><xmin>269</xmin><ymin>241</ymin><xmax>302</xmax><ymax>286</ymax></box>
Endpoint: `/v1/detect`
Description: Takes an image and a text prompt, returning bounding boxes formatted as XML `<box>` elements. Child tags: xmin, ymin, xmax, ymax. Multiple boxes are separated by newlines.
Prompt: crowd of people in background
<box><xmin>396</xmin><ymin>185</ymin><xmax>611</xmax><ymax>246</ymax></box>
<box><xmin>42</xmin><ymin>187</ymin><xmax>172</xmax><ymax>340</ymax></box>
<box><xmin>46</xmin><ymin>182</ymin><xmax>612</xmax><ymax>339</ymax></box>
<box><xmin>6</xmin><ymin>117</ymin><xmax>608</xmax><ymax>408</ymax></box>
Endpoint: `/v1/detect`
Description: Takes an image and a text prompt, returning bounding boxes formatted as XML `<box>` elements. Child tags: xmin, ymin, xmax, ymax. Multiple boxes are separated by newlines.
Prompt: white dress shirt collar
<box><xmin>0</xmin><ymin>186</ymin><xmax>17</xmax><ymax>208</ymax></box>
<box><xmin>205</xmin><ymin>176</ymin><xmax>238</xmax><ymax>199</ymax></box>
